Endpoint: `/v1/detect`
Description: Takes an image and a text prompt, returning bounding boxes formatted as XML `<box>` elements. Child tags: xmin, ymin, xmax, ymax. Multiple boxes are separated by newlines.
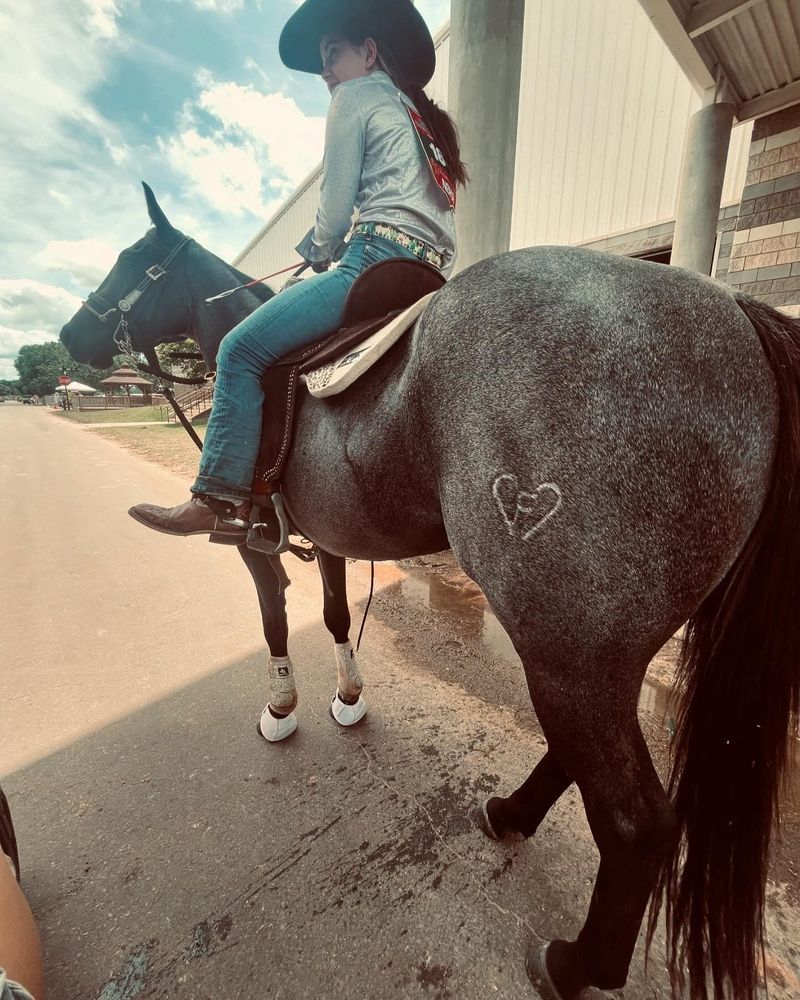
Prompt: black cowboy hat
<box><xmin>279</xmin><ymin>0</ymin><xmax>436</xmax><ymax>88</ymax></box>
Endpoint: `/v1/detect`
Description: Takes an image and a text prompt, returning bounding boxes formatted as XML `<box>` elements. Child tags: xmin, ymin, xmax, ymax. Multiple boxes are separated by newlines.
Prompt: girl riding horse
<box><xmin>128</xmin><ymin>0</ymin><xmax>466</xmax><ymax>548</ymax></box>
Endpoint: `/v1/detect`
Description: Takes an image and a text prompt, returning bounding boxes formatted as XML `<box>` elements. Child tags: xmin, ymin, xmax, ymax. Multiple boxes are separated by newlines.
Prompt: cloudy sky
<box><xmin>0</xmin><ymin>0</ymin><xmax>450</xmax><ymax>380</ymax></box>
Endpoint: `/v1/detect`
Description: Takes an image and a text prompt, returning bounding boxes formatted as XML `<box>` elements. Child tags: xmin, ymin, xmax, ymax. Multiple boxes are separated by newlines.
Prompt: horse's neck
<box><xmin>184</xmin><ymin>244</ymin><xmax>273</xmax><ymax>361</ymax></box>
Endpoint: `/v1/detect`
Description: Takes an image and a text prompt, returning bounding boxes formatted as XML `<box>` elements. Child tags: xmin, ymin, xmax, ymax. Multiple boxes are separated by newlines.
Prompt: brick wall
<box><xmin>723</xmin><ymin>106</ymin><xmax>800</xmax><ymax>319</ymax></box>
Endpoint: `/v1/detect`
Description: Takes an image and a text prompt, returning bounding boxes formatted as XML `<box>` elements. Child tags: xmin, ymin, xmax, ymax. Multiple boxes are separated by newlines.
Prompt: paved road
<box><xmin>1</xmin><ymin>406</ymin><xmax>797</xmax><ymax>1000</ymax></box>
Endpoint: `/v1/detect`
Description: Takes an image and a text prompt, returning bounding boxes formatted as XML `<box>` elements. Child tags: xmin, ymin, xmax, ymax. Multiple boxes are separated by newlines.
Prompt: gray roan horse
<box><xmin>60</xmin><ymin>185</ymin><xmax>800</xmax><ymax>1000</ymax></box>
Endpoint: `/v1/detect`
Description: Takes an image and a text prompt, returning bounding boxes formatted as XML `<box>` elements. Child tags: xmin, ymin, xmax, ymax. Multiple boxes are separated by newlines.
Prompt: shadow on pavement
<box><xmin>5</xmin><ymin>616</ymin><xmax>606</xmax><ymax>1000</ymax></box>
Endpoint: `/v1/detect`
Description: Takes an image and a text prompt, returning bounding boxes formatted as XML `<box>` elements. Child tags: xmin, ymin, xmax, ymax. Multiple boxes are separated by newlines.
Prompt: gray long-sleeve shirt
<box><xmin>295</xmin><ymin>71</ymin><xmax>457</xmax><ymax>273</ymax></box>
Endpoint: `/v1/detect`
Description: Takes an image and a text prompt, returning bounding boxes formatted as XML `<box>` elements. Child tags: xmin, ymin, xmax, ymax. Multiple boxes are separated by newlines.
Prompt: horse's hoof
<box><xmin>527</xmin><ymin>941</ymin><xmax>590</xmax><ymax>1000</ymax></box>
<box><xmin>470</xmin><ymin>798</ymin><xmax>526</xmax><ymax>841</ymax></box>
<box><xmin>257</xmin><ymin>707</ymin><xmax>297</xmax><ymax>742</ymax></box>
<box><xmin>329</xmin><ymin>691</ymin><xmax>366</xmax><ymax>727</ymax></box>
<box><xmin>526</xmin><ymin>943</ymin><xmax>569</xmax><ymax>1000</ymax></box>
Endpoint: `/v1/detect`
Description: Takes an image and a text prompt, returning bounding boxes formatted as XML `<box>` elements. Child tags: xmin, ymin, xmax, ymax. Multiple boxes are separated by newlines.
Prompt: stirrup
<box><xmin>246</xmin><ymin>492</ymin><xmax>291</xmax><ymax>555</ymax></box>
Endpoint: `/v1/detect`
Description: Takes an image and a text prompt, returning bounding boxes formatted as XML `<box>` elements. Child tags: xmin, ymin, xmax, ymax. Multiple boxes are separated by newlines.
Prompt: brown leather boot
<box><xmin>128</xmin><ymin>496</ymin><xmax>249</xmax><ymax>544</ymax></box>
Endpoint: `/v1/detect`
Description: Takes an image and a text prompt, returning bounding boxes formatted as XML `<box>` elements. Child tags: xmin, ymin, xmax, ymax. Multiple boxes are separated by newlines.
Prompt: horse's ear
<box><xmin>142</xmin><ymin>182</ymin><xmax>177</xmax><ymax>240</ymax></box>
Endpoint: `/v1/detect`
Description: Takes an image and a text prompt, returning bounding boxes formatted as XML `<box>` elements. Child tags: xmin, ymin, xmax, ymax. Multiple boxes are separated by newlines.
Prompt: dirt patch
<box><xmin>92</xmin><ymin>424</ymin><xmax>205</xmax><ymax>479</ymax></box>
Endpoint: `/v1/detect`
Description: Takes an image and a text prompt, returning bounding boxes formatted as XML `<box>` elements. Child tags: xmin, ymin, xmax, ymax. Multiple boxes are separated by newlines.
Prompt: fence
<box><xmin>72</xmin><ymin>394</ymin><xmax>165</xmax><ymax>411</ymax></box>
<box><xmin>42</xmin><ymin>393</ymin><xmax>167</xmax><ymax>411</ymax></box>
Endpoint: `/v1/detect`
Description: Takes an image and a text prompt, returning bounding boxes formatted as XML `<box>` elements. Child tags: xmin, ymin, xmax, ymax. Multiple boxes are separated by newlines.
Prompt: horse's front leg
<box><xmin>317</xmin><ymin>549</ymin><xmax>366</xmax><ymax>727</ymax></box>
<box><xmin>238</xmin><ymin>546</ymin><xmax>298</xmax><ymax>742</ymax></box>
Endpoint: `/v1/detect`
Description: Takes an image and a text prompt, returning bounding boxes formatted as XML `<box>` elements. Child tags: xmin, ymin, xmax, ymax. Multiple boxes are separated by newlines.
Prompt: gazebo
<box><xmin>99</xmin><ymin>366</ymin><xmax>154</xmax><ymax>405</ymax></box>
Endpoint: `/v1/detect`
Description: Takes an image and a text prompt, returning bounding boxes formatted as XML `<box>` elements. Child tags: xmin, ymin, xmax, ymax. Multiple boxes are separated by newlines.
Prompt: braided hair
<box><xmin>399</xmin><ymin>80</ymin><xmax>470</xmax><ymax>188</ymax></box>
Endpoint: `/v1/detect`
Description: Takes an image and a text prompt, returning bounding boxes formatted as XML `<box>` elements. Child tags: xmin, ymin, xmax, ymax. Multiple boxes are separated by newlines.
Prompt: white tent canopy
<box><xmin>55</xmin><ymin>381</ymin><xmax>98</xmax><ymax>393</ymax></box>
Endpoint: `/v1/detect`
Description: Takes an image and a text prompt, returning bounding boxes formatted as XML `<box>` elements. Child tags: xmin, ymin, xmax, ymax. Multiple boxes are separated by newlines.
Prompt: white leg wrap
<box><xmin>331</xmin><ymin>642</ymin><xmax>366</xmax><ymax>727</ymax></box>
<box><xmin>268</xmin><ymin>655</ymin><xmax>298</xmax><ymax>714</ymax></box>
<box><xmin>334</xmin><ymin>641</ymin><xmax>363</xmax><ymax>701</ymax></box>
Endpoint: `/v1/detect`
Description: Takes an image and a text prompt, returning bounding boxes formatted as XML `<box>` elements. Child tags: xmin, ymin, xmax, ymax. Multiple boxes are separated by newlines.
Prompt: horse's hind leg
<box><xmin>317</xmin><ymin>549</ymin><xmax>366</xmax><ymax>727</ymax></box>
<box><xmin>522</xmin><ymin>659</ymin><xmax>677</xmax><ymax>998</ymax></box>
<box><xmin>477</xmin><ymin>749</ymin><xmax>572</xmax><ymax>840</ymax></box>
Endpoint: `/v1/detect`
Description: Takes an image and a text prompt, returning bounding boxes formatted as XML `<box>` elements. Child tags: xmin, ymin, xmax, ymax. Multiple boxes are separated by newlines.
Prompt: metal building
<box><xmin>235</xmin><ymin>0</ymin><xmax>800</xmax><ymax>317</ymax></box>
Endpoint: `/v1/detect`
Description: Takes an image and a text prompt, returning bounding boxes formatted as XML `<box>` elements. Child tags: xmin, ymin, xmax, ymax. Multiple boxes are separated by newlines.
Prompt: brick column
<box><xmin>724</xmin><ymin>105</ymin><xmax>800</xmax><ymax>318</ymax></box>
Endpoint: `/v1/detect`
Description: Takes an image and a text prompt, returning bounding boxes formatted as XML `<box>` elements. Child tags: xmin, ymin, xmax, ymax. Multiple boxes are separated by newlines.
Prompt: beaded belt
<box><xmin>353</xmin><ymin>221</ymin><xmax>443</xmax><ymax>269</ymax></box>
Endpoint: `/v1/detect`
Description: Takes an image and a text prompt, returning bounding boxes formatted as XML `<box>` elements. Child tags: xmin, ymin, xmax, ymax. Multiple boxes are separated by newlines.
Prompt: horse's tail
<box><xmin>648</xmin><ymin>295</ymin><xmax>800</xmax><ymax>1000</ymax></box>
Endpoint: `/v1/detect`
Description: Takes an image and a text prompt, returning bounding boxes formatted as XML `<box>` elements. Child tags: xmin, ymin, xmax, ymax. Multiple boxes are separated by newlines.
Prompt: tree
<box><xmin>156</xmin><ymin>339</ymin><xmax>208</xmax><ymax>381</ymax></box>
<box><xmin>0</xmin><ymin>379</ymin><xmax>20</xmax><ymax>399</ymax></box>
<box><xmin>14</xmin><ymin>342</ymin><xmax>120</xmax><ymax>396</ymax></box>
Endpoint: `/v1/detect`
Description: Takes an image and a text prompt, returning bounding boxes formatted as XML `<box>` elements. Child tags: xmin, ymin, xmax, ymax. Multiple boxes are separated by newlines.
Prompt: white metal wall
<box><xmin>236</xmin><ymin>169</ymin><xmax>322</xmax><ymax>282</ymax></box>
<box><xmin>236</xmin><ymin>2</ymin><xmax>753</xmax><ymax>274</ymax></box>
<box><xmin>509</xmin><ymin>0</ymin><xmax>752</xmax><ymax>250</ymax></box>
<box><xmin>235</xmin><ymin>27</ymin><xmax>452</xmax><ymax>281</ymax></box>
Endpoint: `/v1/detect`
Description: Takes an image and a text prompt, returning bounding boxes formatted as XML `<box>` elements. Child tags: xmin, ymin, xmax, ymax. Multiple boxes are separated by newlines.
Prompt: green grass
<box><xmin>54</xmin><ymin>405</ymin><xmax>168</xmax><ymax>424</ymax></box>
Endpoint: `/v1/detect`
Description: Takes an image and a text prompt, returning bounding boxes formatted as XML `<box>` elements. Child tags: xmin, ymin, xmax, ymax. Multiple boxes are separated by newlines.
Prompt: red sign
<box><xmin>58</xmin><ymin>375</ymin><xmax>70</xmax><ymax>385</ymax></box>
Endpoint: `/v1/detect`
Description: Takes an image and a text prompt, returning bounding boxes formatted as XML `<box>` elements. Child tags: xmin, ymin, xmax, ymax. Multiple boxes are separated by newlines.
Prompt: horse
<box><xmin>60</xmin><ymin>184</ymin><xmax>800</xmax><ymax>1000</ymax></box>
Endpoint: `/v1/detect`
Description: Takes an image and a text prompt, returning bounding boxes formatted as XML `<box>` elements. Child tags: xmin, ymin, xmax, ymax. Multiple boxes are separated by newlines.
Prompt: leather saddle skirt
<box><xmin>251</xmin><ymin>257</ymin><xmax>445</xmax><ymax>494</ymax></box>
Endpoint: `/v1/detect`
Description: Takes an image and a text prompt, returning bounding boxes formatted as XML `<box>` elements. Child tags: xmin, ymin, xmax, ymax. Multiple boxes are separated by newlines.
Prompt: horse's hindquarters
<box><xmin>419</xmin><ymin>253</ymin><xmax>778</xmax><ymax>670</ymax></box>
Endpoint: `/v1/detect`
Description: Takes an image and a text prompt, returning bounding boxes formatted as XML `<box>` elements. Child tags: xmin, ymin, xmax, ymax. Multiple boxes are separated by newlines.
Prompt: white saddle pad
<box><xmin>302</xmin><ymin>291</ymin><xmax>436</xmax><ymax>399</ymax></box>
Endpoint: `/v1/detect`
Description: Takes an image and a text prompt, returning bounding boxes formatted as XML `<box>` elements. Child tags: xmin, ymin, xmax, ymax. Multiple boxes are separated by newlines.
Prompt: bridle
<box><xmin>82</xmin><ymin>234</ymin><xmax>191</xmax><ymax>334</ymax></box>
<box><xmin>81</xmin><ymin>235</ymin><xmax>208</xmax><ymax>448</ymax></box>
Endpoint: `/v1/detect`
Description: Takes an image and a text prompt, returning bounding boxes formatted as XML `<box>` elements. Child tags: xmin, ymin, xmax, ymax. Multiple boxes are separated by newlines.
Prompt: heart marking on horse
<box><xmin>492</xmin><ymin>475</ymin><xmax>563</xmax><ymax>541</ymax></box>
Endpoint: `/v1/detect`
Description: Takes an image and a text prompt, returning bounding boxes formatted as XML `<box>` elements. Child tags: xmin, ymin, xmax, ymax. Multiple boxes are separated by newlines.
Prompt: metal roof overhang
<box><xmin>638</xmin><ymin>0</ymin><xmax>800</xmax><ymax>121</ymax></box>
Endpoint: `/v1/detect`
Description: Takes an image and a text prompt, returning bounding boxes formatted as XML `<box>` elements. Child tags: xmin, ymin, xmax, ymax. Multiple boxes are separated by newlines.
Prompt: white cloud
<box><xmin>0</xmin><ymin>3</ymin><xmax>120</xmax><ymax>151</ymax></box>
<box><xmin>48</xmin><ymin>189</ymin><xmax>72</xmax><ymax>209</ymax></box>
<box><xmin>191</xmin><ymin>0</ymin><xmax>244</xmax><ymax>11</ymax></box>
<box><xmin>199</xmin><ymin>82</ymin><xmax>325</xmax><ymax>186</ymax></box>
<box><xmin>161</xmin><ymin>129</ymin><xmax>275</xmax><ymax>217</ymax></box>
<box><xmin>0</xmin><ymin>0</ymin><xmax>139</xmax><ymax>282</ymax></box>
<box><xmin>105</xmin><ymin>140</ymin><xmax>130</xmax><ymax>166</ymax></box>
<box><xmin>162</xmin><ymin>77</ymin><xmax>325</xmax><ymax>218</ymax></box>
<box><xmin>0</xmin><ymin>280</ymin><xmax>83</xmax><ymax>380</ymax></box>
<box><xmin>82</xmin><ymin>0</ymin><xmax>123</xmax><ymax>39</ymax></box>
<box><xmin>32</xmin><ymin>239</ymin><xmax>120</xmax><ymax>285</ymax></box>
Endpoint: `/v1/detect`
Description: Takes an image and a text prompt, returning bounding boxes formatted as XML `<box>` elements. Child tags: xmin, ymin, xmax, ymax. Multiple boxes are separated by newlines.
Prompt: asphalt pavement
<box><xmin>1</xmin><ymin>405</ymin><xmax>797</xmax><ymax>1000</ymax></box>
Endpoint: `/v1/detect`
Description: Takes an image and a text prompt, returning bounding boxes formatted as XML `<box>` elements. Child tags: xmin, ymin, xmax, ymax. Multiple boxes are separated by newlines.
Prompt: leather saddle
<box><xmin>246</xmin><ymin>257</ymin><xmax>445</xmax><ymax>556</ymax></box>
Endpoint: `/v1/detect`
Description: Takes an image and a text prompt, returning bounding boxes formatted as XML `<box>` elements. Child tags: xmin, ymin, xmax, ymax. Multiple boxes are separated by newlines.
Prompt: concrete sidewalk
<box><xmin>77</xmin><ymin>420</ymin><xmax>170</xmax><ymax>428</ymax></box>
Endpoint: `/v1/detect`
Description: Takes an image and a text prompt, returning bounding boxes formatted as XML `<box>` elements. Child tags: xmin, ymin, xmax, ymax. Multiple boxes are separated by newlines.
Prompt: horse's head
<box><xmin>60</xmin><ymin>184</ymin><xmax>193</xmax><ymax>368</ymax></box>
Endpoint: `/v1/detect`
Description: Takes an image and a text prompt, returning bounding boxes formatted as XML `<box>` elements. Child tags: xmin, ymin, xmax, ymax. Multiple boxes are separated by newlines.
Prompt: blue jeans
<box><xmin>192</xmin><ymin>234</ymin><xmax>420</xmax><ymax>499</ymax></box>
